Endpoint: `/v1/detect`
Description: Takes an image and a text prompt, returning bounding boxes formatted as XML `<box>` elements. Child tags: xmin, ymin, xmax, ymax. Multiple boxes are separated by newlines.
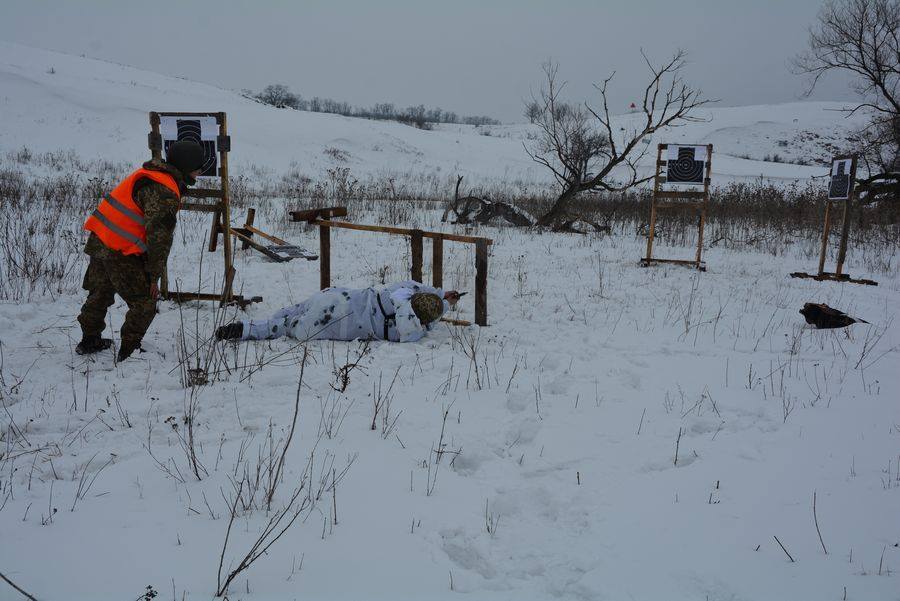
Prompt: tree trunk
<box><xmin>537</xmin><ymin>186</ymin><xmax>579</xmax><ymax>227</ymax></box>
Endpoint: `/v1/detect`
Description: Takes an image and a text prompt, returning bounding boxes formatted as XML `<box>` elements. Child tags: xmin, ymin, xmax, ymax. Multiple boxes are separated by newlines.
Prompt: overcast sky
<box><xmin>1</xmin><ymin>0</ymin><xmax>854</xmax><ymax>122</ymax></box>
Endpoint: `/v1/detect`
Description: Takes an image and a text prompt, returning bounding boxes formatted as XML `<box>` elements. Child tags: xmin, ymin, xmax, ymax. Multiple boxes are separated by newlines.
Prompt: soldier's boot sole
<box><xmin>75</xmin><ymin>338</ymin><xmax>113</xmax><ymax>355</ymax></box>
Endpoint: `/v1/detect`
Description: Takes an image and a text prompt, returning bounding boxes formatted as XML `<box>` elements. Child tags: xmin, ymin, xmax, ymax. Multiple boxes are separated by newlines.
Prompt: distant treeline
<box><xmin>246</xmin><ymin>84</ymin><xmax>501</xmax><ymax>129</ymax></box>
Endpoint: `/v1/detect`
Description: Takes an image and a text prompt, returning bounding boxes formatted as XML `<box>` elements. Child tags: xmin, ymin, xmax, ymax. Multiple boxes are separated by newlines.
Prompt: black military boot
<box><xmin>116</xmin><ymin>342</ymin><xmax>143</xmax><ymax>362</ymax></box>
<box><xmin>216</xmin><ymin>322</ymin><xmax>243</xmax><ymax>340</ymax></box>
<box><xmin>75</xmin><ymin>335</ymin><xmax>113</xmax><ymax>355</ymax></box>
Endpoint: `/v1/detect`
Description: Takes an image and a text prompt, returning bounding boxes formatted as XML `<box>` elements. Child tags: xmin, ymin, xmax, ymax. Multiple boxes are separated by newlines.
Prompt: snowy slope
<box><xmin>0</xmin><ymin>41</ymin><xmax>870</xmax><ymax>189</ymax></box>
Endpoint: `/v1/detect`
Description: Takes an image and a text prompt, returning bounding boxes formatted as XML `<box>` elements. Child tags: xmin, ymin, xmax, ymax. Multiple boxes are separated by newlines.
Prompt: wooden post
<box><xmin>241</xmin><ymin>208</ymin><xmax>256</xmax><ymax>250</ymax></box>
<box><xmin>208</xmin><ymin>209</ymin><xmax>221</xmax><ymax>252</ymax></box>
<box><xmin>432</xmin><ymin>237</ymin><xmax>444</xmax><ymax>289</ymax></box>
<box><xmin>218</xmin><ymin>113</ymin><xmax>235</xmax><ymax>303</ymax></box>
<box><xmin>475</xmin><ymin>239</ymin><xmax>488</xmax><ymax>326</ymax></box>
<box><xmin>835</xmin><ymin>198</ymin><xmax>852</xmax><ymax>276</ymax></box>
<box><xmin>319</xmin><ymin>222</ymin><xmax>331</xmax><ymax>290</ymax></box>
<box><xmin>696</xmin><ymin>144</ymin><xmax>712</xmax><ymax>267</ymax></box>
<box><xmin>645</xmin><ymin>144</ymin><xmax>664</xmax><ymax>262</ymax></box>
<box><xmin>411</xmin><ymin>230</ymin><xmax>423</xmax><ymax>282</ymax></box>
<box><xmin>817</xmin><ymin>201</ymin><xmax>833</xmax><ymax>276</ymax></box>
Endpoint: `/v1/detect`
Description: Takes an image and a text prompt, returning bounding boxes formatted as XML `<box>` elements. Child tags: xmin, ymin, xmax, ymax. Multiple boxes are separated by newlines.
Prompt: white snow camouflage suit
<box><xmin>240</xmin><ymin>281</ymin><xmax>449</xmax><ymax>343</ymax></box>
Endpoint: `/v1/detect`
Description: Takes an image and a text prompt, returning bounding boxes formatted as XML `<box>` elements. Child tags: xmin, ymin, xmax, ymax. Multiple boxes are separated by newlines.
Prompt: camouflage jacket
<box><xmin>85</xmin><ymin>159</ymin><xmax>185</xmax><ymax>281</ymax></box>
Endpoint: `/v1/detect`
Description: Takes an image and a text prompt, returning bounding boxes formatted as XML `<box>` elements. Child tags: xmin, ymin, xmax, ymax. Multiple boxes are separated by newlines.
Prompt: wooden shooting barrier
<box><xmin>290</xmin><ymin>207</ymin><xmax>492</xmax><ymax>326</ymax></box>
<box><xmin>148</xmin><ymin>111</ymin><xmax>261</xmax><ymax>307</ymax></box>
<box><xmin>641</xmin><ymin>143</ymin><xmax>713</xmax><ymax>271</ymax></box>
<box><xmin>790</xmin><ymin>154</ymin><xmax>877</xmax><ymax>286</ymax></box>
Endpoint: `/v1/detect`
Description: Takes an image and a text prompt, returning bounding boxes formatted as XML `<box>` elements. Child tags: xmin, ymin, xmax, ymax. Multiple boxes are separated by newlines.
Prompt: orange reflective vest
<box><xmin>84</xmin><ymin>168</ymin><xmax>181</xmax><ymax>256</ymax></box>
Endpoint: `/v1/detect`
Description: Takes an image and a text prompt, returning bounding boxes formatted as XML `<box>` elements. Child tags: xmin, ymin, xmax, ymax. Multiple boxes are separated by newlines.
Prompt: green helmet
<box><xmin>410</xmin><ymin>293</ymin><xmax>443</xmax><ymax>324</ymax></box>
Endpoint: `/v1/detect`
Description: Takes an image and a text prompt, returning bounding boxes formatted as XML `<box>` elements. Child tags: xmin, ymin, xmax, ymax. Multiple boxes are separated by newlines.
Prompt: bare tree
<box><xmin>256</xmin><ymin>84</ymin><xmax>300</xmax><ymax>109</ymax></box>
<box><xmin>795</xmin><ymin>0</ymin><xmax>900</xmax><ymax>201</ymax></box>
<box><xmin>526</xmin><ymin>52</ymin><xmax>711</xmax><ymax>228</ymax></box>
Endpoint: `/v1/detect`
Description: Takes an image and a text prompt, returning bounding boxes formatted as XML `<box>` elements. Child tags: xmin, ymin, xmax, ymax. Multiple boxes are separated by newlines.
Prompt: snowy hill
<box><xmin>0</xmin><ymin>41</ymin><xmax>870</xmax><ymax>189</ymax></box>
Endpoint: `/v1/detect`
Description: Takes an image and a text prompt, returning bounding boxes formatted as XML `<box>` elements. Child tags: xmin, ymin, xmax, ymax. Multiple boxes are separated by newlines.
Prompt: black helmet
<box><xmin>166</xmin><ymin>140</ymin><xmax>206</xmax><ymax>180</ymax></box>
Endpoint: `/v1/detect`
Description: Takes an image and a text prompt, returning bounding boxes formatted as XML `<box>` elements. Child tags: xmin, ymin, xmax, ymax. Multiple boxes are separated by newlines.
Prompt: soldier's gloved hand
<box><xmin>150</xmin><ymin>281</ymin><xmax>160</xmax><ymax>300</ymax></box>
<box><xmin>444</xmin><ymin>290</ymin><xmax>462</xmax><ymax>307</ymax></box>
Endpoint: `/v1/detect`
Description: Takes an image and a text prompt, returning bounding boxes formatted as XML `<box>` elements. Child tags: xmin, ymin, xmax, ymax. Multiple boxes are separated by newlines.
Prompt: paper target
<box><xmin>828</xmin><ymin>157</ymin><xmax>855</xmax><ymax>200</ymax></box>
<box><xmin>666</xmin><ymin>145</ymin><xmax>707</xmax><ymax>185</ymax></box>
<box><xmin>160</xmin><ymin>116</ymin><xmax>219</xmax><ymax>177</ymax></box>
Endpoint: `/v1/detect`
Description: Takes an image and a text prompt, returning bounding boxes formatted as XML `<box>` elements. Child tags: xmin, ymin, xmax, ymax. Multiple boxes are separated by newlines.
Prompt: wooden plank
<box><xmin>290</xmin><ymin>207</ymin><xmax>348</xmax><ymax>222</ymax></box>
<box><xmin>231</xmin><ymin>229</ymin><xmax>289</xmax><ymax>262</ymax></box>
<box><xmin>655</xmin><ymin>190</ymin><xmax>707</xmax><ymax>199</ymax></box>
<box><xmin>432</xmin><ymin>237</ymin><xmax>443</xmax><ymax>289</ymax></box>
<box><xmin>244</xmin><ymin>224</ymin><xmax>290</xmax><ymax>246</ymax></box>
<box><xmin>475</xmin><ymin>239</ymin><xmax>489</xmax><ymax>326</ymax></box>
<box><xmin>696</xmin><ymin>143</ymin><xmax>712</xmax><ymax>266</ymax></box>
<box><xmin>440</xmin><ymin>317</ymin><xmax>471</xmax><ymax>327</ymax></box>
<box><xmin>654</xmin><ymin>202</ymin><xmax>705</xmax><ymax>210</ymax></box>
<box><xmin>180</xmin><ymin>202</ymin><xmax>220</xmax><ymax>213</ymax></box>
<box><xmin>319</xmin><ymin>222</ymin><xmax>331</xmax><ymax>290</ymax></box>
<box><xmin>155</xmin><ymin>111</ymin><xmax>223</xmax><ymax>118</ymax></box>
<box><xmin>641</xmin><ymin>258</ymin><xmax>706</xmax><ymax>270</ymax></box>
<box><xmin>790</xmin><ymin>271</ymin><xmax>878</xmax><ymax>286</ymax></box>
<box><xmin>411</xmin><ymin>230</ymin><xmax>423</xmax><ymax>282</ymax></box>
<box><xmin>317</xmin><ymin>220</ymin><xmax>493</xmax><ymax>245</ymax></box>
<box><xmin>183</xmin><ymin>188</ymin><xmax>224</xmax><ymax>199</ymax></box>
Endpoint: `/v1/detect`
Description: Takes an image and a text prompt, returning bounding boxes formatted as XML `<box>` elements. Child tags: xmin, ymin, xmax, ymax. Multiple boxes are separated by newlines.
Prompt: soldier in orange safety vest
<box><xmin>75</xmin><ymin>141</ymin><xmax>206</xmax><ymax>361</ymax></box>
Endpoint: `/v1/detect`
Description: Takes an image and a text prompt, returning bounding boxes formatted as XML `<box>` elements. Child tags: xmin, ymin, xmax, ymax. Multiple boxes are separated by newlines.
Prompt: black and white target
<box><xmin>160</xmin><ymin>116</ymin><xmax>219</xmax><ymax>177</ymax></box>
<box><xmin>827</xmin><ymin>157</ymin><xmax>855</xmax><ymax>200</ymax></box>
<box><xmin>666</xmin><ymin>145</ymin><xmax>707</xmax><ymax>185</ymax></box>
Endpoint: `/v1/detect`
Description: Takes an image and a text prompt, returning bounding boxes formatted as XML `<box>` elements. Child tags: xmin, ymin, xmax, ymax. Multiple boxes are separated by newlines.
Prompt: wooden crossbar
<box><xmin>316</xmin><ymin>220</ymin><xmax>494</xmax><ymax>246</ymax></box>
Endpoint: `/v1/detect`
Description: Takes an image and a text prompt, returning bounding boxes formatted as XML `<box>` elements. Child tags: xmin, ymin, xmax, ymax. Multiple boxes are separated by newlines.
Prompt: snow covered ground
<box><xmin>1</xmin><ymin>42</ymin><xmax>899</xmax><ymax>601</ymax></box>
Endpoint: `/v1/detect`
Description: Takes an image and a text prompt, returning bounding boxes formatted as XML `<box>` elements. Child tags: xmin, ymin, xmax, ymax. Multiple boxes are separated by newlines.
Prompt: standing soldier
<box><xmin>75</xmin><ymin>141</ymin><xmax>206</xmax><ymax>361</ymax></box>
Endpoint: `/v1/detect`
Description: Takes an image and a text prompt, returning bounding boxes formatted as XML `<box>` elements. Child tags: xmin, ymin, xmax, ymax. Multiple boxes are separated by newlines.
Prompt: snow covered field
<box><xmin>1</xmin><ymin>43</ymin><xmax>899</xmax><ymax>601</ymax></box>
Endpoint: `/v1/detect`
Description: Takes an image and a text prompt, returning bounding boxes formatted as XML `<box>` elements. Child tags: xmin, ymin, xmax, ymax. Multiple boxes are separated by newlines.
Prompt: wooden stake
<box><xmin>432</xmin><ymin>237</ymin><xmax>443</xmax><ymax>289</ymax></box>
<box><xmin>834</xmin><ymin>198</ymin><xmax>851</xmax><ymax>276</ymax></box>
<box><xmin>475</xmin><ymin>239</ymin><xmax>488</xmax><ymax>327</ymax></box>
<box><xmin>645</xmin><ymin>144</ymin><xmax>663</xmax><ymax>262</ymax></box>
<box><xmin>817</xmin><ymin>201</ymin><xmax>833</xmax><ymax>276</ymax></box>
<box><xmin>319</xmin><ymin>222</ymin><xmax>331</xmax><ymax>290</ymax></box>
<box><xmin>411</xmin><ymin>229</ymin><xmax>423</xmax><ymax>282</ymax></box>
<box><xmin>241</xmin><ymin>208</ymin><xmax>256</xmax><ymax>250</ymax></box>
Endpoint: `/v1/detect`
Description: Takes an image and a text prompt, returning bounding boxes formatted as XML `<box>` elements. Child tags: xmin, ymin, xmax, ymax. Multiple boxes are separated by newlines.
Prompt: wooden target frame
<box><xmin>148</xmin><ymin>111</ymin><xmax>261</xmax><ymax>307</ymax></box>
<box><xmin>790</xmin><ymin>154</ymin><xmax>878</xmax><ymax>286</ymax></box>
<box><xmin>641</xmin><ymin>143</ymin><xmax>713</xmax><ymax>271</ymax></box>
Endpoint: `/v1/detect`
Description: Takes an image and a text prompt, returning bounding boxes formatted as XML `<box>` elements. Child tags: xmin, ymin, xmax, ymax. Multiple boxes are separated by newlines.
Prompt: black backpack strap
<box><xmin>375</xmin><ymin>291</ymin><xmax>396</xmax><ymax>341</ymax></box>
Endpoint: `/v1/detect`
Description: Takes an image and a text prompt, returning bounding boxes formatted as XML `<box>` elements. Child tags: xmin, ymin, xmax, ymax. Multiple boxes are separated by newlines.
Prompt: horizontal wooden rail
<box><xmin>290</xmin><ymin>207</ymin><xmax>348</xmax><ymax>222</ymax></box>
<box><xmin>316</xmin><ymin>220</ymin><xmax>493</xmax><ymax>245</ymax></box>
<box><xmin>183</xmin><ymin>188</ymin><xmax>224</xmax><ymax>199</ymax></box>
<box><xmin>655</xmin><ymin>190</ymin><xmax>707</xmax><ymax>199</ymax></box>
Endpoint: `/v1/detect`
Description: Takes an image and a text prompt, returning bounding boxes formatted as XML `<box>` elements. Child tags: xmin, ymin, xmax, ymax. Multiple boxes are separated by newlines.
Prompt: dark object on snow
<box><xmin>216</xmin><ymin>322</ymin><xmax>244</xmax><ymax>340</ymax></box>
<box><xmin>75</xmin><ymin>336</ymin><xmax>113</xmax><ymax>355</ymax></box>
<box><xmin>800</xmin><ymin>303</ymin><xmax>868</xmax><ymax>329</ymax></box>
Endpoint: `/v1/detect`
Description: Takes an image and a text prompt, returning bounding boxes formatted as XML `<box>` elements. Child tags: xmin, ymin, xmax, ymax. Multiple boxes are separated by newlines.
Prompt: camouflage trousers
<box><xmin>76</xmin><ymin>253</ymin><xmax>156</xmax><ymax>348</ymax></box>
